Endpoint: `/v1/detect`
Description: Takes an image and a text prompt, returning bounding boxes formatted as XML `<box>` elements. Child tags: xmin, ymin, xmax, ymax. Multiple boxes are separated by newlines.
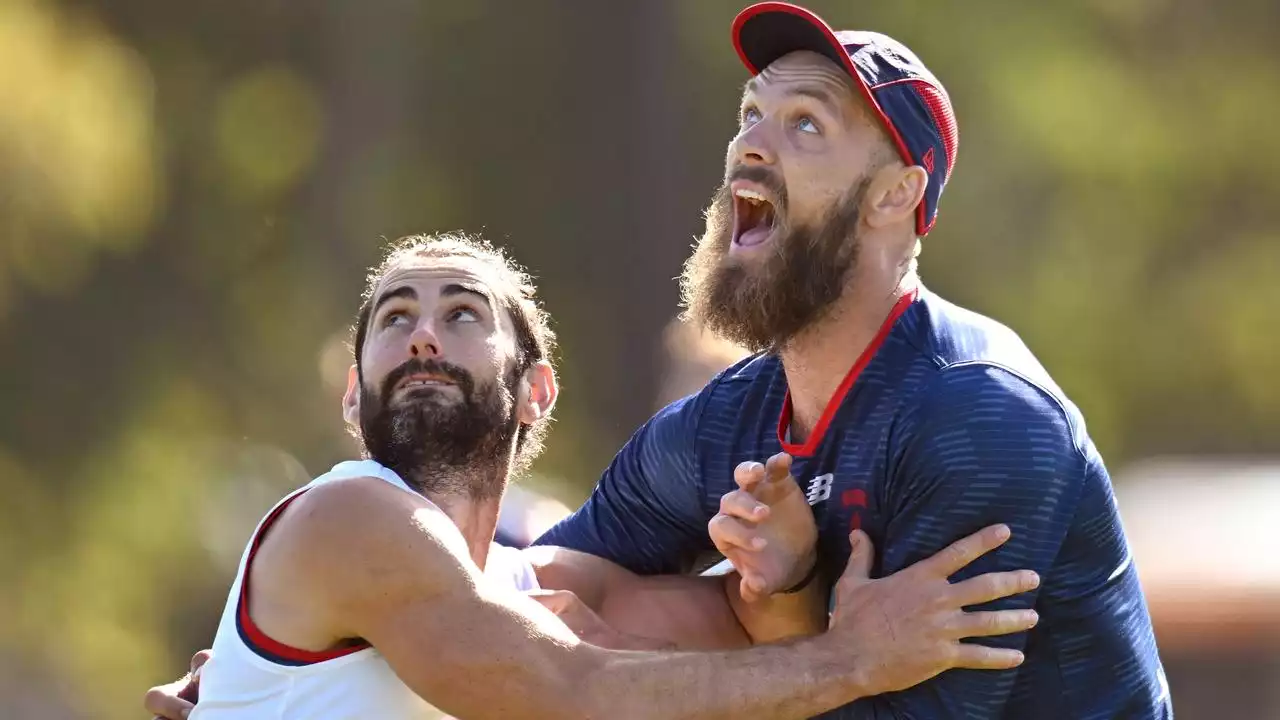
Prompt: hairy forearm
<box><xmin>576</xmin><ymin>637</ymin><xmax>861</xmax><ymax>720</ymax></box>
<box><xmin>398</xmin><ymin>591</ymin><xmax>859</xmax><ymax>720</ymax></box>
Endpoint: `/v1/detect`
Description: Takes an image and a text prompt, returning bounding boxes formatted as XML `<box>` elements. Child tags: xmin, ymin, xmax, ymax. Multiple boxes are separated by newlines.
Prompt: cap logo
<box><xmin>921</xmin><ymin>147</ymin><xmax>936</xmax><ymax>174</ymax></box>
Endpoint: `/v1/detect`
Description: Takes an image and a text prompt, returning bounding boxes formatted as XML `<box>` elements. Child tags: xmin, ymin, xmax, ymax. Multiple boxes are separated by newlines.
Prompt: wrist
<box><xmin>779</xmin><ymin>551</ymin><xmax>819</xmax><ymax>595</ymax></box>
<box><xmin>799</xmin><ymin>633</ymin><xmax>869</xmax><ymax>706</ymax></box>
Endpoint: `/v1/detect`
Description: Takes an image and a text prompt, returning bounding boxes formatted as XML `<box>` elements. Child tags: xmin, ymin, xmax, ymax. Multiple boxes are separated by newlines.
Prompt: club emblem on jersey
<box><xmin>805</xmin><ymin>473</ymin><xmax>834</xmax><ymax>505</ymax></box>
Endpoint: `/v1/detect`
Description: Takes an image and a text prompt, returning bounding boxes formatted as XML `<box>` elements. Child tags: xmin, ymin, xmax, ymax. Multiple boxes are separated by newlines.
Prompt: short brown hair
<box><xmin>352</xmin><ymin>232</ymin><xmax>557</xmax><ymax>473</ymax></box>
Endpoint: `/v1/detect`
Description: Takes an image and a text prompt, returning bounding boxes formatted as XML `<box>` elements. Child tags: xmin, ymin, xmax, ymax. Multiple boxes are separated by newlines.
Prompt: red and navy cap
<box><xmin>732</xmin><ymin>2</ymin><xmax>958</xmax><ymax>236</ymax></box>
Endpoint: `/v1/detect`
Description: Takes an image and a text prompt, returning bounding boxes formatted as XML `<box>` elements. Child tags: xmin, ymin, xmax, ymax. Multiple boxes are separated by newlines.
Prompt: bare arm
<box><xmin>311</xmin><ymin>477</ymin><xmax>862</xmax><ymax>719</ymax></box>
<box><xmin>144</xmin><ymin>480</ymin><xmax>1041</xmax><ymax>720</ymax></box>
<box><xmin>524</xmin><ymin>545</ymin><xmax>752</xmax><ymax>650</ymax></box>
<box><xmin>720</xmin><ymin>561</ymin><xmax>829</xmax><ymax>643</ymax></box>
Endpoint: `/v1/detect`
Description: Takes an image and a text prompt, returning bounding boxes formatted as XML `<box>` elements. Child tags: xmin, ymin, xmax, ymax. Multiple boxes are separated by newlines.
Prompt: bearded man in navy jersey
<box><xmin>535</xmin><ymin>3</ymin><xmax>1171</xmax><ymax>718</ymax></box>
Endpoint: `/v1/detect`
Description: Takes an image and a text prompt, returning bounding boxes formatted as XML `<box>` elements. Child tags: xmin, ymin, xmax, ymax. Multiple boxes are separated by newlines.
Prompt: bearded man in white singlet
<box><xmin>148</xmin><ymin>232</ymin><xmax>1041</xmax><ymax>720</ymax></box>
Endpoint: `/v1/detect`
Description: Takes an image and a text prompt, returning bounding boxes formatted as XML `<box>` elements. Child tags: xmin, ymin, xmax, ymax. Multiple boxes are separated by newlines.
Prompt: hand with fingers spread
<box><xmin>709</xmin><ymin>452</ymin><xmax>817</xmax><ymax>601</ymax></box>
<box><xmin>825</xmin><ymin>524</ymin><xmax>1041</xmax><ymax>696</ymax></box>
<box><xmin>143</xmin><ymin>649</ymin><xmax>209</xmax><ymax>719</ymax></box>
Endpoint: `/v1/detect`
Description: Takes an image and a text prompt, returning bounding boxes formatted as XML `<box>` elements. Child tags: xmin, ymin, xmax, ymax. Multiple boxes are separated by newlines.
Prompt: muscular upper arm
<box><xmin>294</xmin><ymin>478</ymin><xmax>599</xmax><ymax>719</ymax></box>
<box><xmin>524</xmin><ymin>545</ymin><xmax>750</xmax><ymax>650</ymax></box>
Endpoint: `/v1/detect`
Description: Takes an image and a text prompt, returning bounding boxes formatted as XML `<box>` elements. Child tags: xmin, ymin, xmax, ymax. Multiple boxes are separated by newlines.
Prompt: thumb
<box><xmin>190</xmin><ymin>650</ymin><xmax>212</xmax><ymax>675</ymax></box>
<box><xmin>841</xmin><ymin>529</ymin><xmax>874</xmax><ymax>581</ymax></box>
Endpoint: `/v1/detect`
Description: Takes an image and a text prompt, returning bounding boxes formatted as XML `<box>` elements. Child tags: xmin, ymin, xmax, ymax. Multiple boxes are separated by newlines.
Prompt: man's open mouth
<box><xmin>395</xmin><ymin>374</ymin><xmax>456</xmax><ymax>394</ymax></box>
<box><xmin>731</xmin><ymin>183</ymin><xmax>777</xmax><ymax>248</ymax></box>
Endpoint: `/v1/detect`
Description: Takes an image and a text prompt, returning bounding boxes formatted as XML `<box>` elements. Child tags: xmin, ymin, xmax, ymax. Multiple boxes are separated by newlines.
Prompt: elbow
<box><xmin>567</xmin><ymin>649</ymin><xmax>629</xmax><ymax>720</ymax></box>
<box><xmin>544</xmin><ymin>645</ymin><xmax>611</xmax><ymax>720</ymax></box>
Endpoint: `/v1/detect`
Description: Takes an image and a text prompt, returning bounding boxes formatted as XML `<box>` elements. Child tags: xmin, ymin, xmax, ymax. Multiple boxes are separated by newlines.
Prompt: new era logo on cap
<box><xmin>732</xmin><ymin>2</ymin><xmax>958</xmax><ymax>236</ymax></box>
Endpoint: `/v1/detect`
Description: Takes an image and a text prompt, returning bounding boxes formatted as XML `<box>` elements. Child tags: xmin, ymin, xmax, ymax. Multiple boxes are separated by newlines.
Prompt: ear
<box><xmin>864</xmin><ymin>164</ymin><xmax>928</xmax><ymax>230</ymax></box>
<box><xmin>342</xmin><ymin>364</ymin><xmax>360</xmax><ymax>427</ymax></box>
<box><xmin>515</xmin><ymin>361</ymin><xmax>558</xmax><ymax>426</ymax></box>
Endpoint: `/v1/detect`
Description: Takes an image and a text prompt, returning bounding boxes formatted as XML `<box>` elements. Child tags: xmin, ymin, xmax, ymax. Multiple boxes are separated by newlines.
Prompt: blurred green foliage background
<box><xmin>0</xmin><ymin>0</ymin><xmax>1276</xmax><ymax>717</ymax></box>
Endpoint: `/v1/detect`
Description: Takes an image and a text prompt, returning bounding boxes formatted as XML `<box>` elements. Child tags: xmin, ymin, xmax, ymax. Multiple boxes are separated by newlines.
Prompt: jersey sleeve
<box><xmin>849</xmin><ymin>363</ymin><xmax>1087</xmax><ymax>719</ymax></box>
<box><xmin>531</xmin><ymin>392</ymin><xmax>713</xmax><ymax>575</ymax></box>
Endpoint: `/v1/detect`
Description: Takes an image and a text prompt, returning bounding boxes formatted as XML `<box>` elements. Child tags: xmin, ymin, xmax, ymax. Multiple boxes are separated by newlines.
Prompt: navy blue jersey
<box><xmin>535</xmin><ymin>286</ymin><xmax>1171</xmax><ymax>719</ymax></box>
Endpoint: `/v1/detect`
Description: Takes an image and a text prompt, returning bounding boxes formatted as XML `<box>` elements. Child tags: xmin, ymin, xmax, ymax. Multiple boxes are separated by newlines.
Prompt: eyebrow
<box><xmin>441</xmin><ymin>283</ymin><xmax>493</xmax><ymax>311</ymax></box>
<box><xmin>743</xmin><ymin>78</ymin><xmax>844</xmax><ymax>115</ymax></box>
<box><xmin>790</xmin><ymin>85</ymin><xmax>840</xmax><ymax>111</ymax></box>
<box><xmin>372</xmin><ymin>282</ymin><xmax>496</xmax><ymax>318</ymax></box>
<box><xmin>372</xmin><ymin>285</ymin><xmax>416</xmax><ymax>316</ymax></box>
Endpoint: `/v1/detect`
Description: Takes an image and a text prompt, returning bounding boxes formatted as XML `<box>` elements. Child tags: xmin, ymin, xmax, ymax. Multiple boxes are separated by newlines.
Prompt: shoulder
<box><xmin>887</xmin><ymin>362</ymin><xmax>1090</xmax><ymax>510</ymax></box>
<box><xmin>278</xmin><ymin>476</ymin><xmax>473</xmax><ymax>597</ymax></box>
<box><xmin>658</xmin><ymin>351</ymin><xmax>785</xmax><ymax>443</ymax></box>
<box><xmin>290</xmin><ymin>474</ymin><xmax>440</xmax><ymax>531</ymax></box>
<box><xmin>897</xmin><ymin>289</ymin><xmax>1089</xmax><ymax>445</ymax></box>
<box><xmin>898</xmin><ymin>291</ymin><xmax>1038</xmax><ymax>369</ymax></box>
<box><xmin>631</xmin><ymin>352</ymin><xmax>779</xmax><ymax>457</ymax></box>
<box><xmin>659</xmin><ymin>352</ymin><xmax>778</xmax><ymax>417</ymax></box>
<box><xmin>706</xmin><ymin>351</ymin><xmax>784</xmax><ymax>401</ymax></box>
<box><xmin>909</xmin><ymin>363</ymin><xmax>1082</xmax><ymax>449</ymax></box>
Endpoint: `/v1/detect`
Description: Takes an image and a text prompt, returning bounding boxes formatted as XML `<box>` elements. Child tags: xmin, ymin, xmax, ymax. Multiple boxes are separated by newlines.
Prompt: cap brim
<box><xmin>732</xmin><ymin>2</ymin><xmax>853</xmax><ymax>79</ymax></box>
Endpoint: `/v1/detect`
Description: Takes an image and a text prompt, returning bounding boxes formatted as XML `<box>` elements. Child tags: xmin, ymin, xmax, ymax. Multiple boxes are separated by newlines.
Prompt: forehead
<box><xmin>744</xmin><ymin>50</ymin><xmax>859</xmax><ymax>101</ymax></box>
<box><xmin>371</xmin><ymin>254</ymin><xmax>517</xmax><ymax>315</ymax></box>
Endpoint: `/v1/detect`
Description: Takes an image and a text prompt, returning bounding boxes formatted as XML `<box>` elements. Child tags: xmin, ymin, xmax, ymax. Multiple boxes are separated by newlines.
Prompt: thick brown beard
<box><xmin>358</xmin><ymin>359</ymin><xmax>519</xmax><ymax>501</ymax></box>
<box><xmin>680</xmin><ymin>178</ymin><xmax>869</xmax><ymax>352</ymax></box>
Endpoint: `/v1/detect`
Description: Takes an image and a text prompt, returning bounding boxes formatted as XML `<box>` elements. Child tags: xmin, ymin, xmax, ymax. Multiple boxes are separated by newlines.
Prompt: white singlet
<box><xmin>190</xmin><ymin>459</ymin><xmax>540</xmax><ymax>719</ymax></box>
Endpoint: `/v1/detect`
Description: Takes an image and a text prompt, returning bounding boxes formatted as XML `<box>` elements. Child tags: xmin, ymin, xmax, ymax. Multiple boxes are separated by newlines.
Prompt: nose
<box><xmin>733</xmin><ymin>121</ymin><xmax>776</xmax><ymax>167</ymax></box>
<box><xmin>408</xmin><ymin>322</ymin><xmax>442</xmax><ymax>360</ymax></box>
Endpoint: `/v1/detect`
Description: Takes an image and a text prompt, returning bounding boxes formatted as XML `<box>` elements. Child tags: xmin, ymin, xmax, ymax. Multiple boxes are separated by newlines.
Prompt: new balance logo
<box><xmin>805</xmin><ymin>474</ymin><xmax>834</xmax><ymax>505</ymax></box>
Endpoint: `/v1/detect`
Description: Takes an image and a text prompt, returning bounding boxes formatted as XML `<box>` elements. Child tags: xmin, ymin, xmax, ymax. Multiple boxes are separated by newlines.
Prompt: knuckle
<box><xmin>710</xmin><ymin>518</ymin><xmax>742</xmax><ymax>544</ymax></box>
<box><xmin>721</xmin><ymin>492</ymin><xmax>747</xmax><ymax>513</ymax></box>
<box><xmin>945</xmin><ymin>543</ymin><xmax>970</xmax><ymax>565</ymax></box>
<box><xmin>986</xmin><ymin>574</ymin><xmax>1013</xmax><ymax>596</ymax></box>
<box><xmin>143</xmin><ymin>688</ymin><xmax>167</xmax><ymax>710</ymax></box>
<box><xmin>938</xmin><ymin>642</ymin><xmax>959</xmax><ymax>667</ymax></box>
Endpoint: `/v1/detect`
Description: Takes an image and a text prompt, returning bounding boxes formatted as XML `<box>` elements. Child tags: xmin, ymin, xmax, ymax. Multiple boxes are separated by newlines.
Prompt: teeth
<box><xmin>734</xmin><ymin>188</ymin><xmax>768</xmax><ymax>205</ymax></box>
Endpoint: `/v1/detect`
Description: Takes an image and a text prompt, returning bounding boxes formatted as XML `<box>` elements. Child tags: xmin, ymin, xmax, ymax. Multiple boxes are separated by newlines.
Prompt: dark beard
<box><xmin>680</xmin><ymin>173</ymin><xmax>868</xmax><ymax>352</ymax></box>
<box><xmin>358</xmin><ymin>358</ymin><xmax>518</xmax><ymax>500</ymax></box>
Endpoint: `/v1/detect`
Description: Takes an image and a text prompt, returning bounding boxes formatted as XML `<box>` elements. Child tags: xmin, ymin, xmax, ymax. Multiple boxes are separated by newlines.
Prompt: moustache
<box><xmin>380</xmin><ymin>358</ymin><xmax>475</xmax><ymax>400</ymax></box>
<box><xmin>725</xmin><ymin>165</ymin><xmax>787</xmax><ymax>213</ymax></box>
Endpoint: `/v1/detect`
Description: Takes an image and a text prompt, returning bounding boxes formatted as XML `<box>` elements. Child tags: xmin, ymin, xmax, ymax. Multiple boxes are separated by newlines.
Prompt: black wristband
<box><xmin>780</xmin><ymin>559</ymin><xmax>820</xmax><ymax>594</ymax></box>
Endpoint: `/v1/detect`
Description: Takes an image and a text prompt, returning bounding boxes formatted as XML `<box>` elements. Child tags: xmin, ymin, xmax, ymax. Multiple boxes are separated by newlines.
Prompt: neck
<box><xmin>779</xmin><ymin>264</ymin><xmax>917</xmax><ymax>445</ymax></box>
<box><xmin>406</xmin><ymin>458</ymin><xmax>510</xmax><ymax>571</ymax></box>
<box><xmin>428</xmin><ymin>489</ymin><xmax>504</xmax><ymax>570</ymax></box>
